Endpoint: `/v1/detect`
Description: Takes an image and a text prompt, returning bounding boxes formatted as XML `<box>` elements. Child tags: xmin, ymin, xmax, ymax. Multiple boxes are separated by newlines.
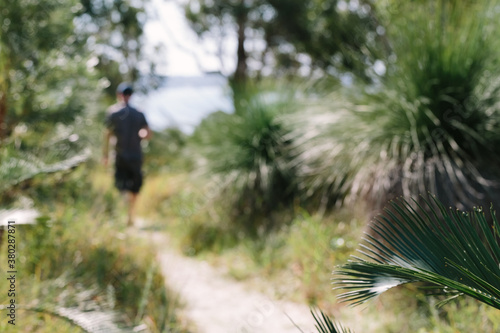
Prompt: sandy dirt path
<box><xmin>140</xmin><ymin>228</ymin><xmax>318</xmax><ymax>333</ymax></box>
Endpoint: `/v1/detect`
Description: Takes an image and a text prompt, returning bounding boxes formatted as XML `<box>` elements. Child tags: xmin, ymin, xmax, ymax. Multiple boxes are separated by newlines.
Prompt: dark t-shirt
<box><xmin>106</xmin><ymin>104</ymin><xmax>148</xmax><ymax>158</ymax></box>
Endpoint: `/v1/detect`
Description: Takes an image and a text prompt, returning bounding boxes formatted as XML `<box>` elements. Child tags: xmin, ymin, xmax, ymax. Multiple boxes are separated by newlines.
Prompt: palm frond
<box><xmin>335</xmin><ymin>195</ymin><xmax>500</xmax><ymax>309</ymax></box>
<box><xmin>311</xmin><ymin>309</ymin><xmax>354</xmax><ymax>333</ymax></box>
<box><xmin>192</xmin><ymin>82</ymin><xmax>301</xmax><ymax>213</ymax></box>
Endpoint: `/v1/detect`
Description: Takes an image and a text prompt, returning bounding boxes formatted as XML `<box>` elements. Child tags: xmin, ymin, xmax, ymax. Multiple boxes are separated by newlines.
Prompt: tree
<box><xmin>0</xmin><ymin>0</ymin><xmax>152</xmax><ymax>198</ymax></box>
<box><xmin>78</xmin><ymin>0</ymin><xmax>151</xmax><ymax>96</ymax></box>
<box><xmin>185</xmin><ymin>0</ymin><xmax>261</xmax><ymax>85</ymax></box>
<box><xmin>0</xmin><ymin>0</ymin><xmax>82</xmax><ymax>138</ymax></box>
<box><xmin>184</xmin><ymin>0</ymin><xmax>382</xmax><ymax>84</ymax></box>
<box><xmin>0</xmin><ymin>0</ymin><xmax>150</xmax><ymax>139</ymax></box>
<box><xmin>263</xmin><ymin>0</ymin><xmax>383</xmax><ymax>80</ymax></box>
<box><xmin>190</xmin><ymin>83</ymin><xmax>299</xmax><ymax>226</ymax></box>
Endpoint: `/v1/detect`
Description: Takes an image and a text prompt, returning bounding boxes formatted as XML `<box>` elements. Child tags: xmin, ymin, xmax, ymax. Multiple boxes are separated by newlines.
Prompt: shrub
<box><xmin>291</xmin><ymin>0</ymin><xmax>500</xmax><ymax>211</ymax></box>
<box><xmin>192</xmin><ymin>82</ymin><xmax>301</xmax><ymax>227</ymax></box>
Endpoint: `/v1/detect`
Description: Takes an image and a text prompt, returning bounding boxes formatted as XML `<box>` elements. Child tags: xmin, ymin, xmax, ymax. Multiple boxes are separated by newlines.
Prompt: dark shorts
<box><xmin>114</xmin><ymin>154</ymin><xmax>143</xmax><ymax>193</ymax></box>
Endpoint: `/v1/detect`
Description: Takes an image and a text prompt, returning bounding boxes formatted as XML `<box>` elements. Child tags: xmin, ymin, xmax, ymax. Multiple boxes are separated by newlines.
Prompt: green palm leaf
<box><xmin>311</xmin><ymin>309</ymin><xmax>354</xmax><ymax>333</ymax></box>
<box><xmin>335</xmin><ymin>195</ymin><xmax>500</xmax><ymax>309</ymax></box>
<box><xmin>192</xmin><ymin>82</ymin><xmax>300</xmax><ymax>214</ymax></box>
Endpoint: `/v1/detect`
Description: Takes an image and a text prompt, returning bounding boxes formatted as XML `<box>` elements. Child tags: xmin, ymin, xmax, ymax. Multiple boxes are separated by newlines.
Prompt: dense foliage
<box><xmin>0</xmin><ymin>0</ymin><xmax>89</xmax><ymax>137</ymax></box>
<box><xmin>290</xmin><ymin>0</ymin><xmax>500</xmax><ymax>211</ymax></box>
<box><xmin>5</xmin><ymin>0</ymin><xmax>500</xmax><ymax>332</ymax></box>
<box><xmin>191</xmin><ymin>83</ymin><xmax>299</xmax><ymax>225</ymax></box>
<box><xmin>0</xmin><ymin>2</ymin><xmax>174</xmax><ymax>331</ymax></box>
<box><xmin>0</xmin><ymin>0</ymin><xmax>149</xmax><ymax>140</ymax></box>
<box><xmin>184</xmin><ymin>0</ymin><xmax>383</xmax><ymax>83</ymax></box>
<box><xmin>0</xmin><ymin>0</ymin><xmax>151</xmax><ymax>194</ymax></box>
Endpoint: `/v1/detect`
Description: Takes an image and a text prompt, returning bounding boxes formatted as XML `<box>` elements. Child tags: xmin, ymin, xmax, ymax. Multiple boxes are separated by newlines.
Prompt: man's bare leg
<box><xmin>128</xmin><ymin>192</ymin><xmax>138</xmax><ymax>227</ymax></box>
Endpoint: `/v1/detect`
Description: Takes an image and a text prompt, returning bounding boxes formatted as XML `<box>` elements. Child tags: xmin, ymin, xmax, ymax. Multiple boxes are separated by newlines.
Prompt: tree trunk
<box><xmin>234</xmin><ymin>10</ymin><xmax>248</xmax><ymax>85</ymax></box>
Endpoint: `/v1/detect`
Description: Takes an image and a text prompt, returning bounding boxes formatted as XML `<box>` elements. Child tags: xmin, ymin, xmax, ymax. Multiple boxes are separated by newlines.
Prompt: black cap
<box><xmin>116</xmin><ymin>82</ymin><xmax>133</xmax><ymax>95</ymax></box>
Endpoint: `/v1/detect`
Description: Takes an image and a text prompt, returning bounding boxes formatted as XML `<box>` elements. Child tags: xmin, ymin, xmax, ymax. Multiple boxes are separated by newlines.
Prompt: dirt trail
<box><xmin>135</xmin><ymin>220</ymin><xmax>318</xmax><ymax>333</ymax></box>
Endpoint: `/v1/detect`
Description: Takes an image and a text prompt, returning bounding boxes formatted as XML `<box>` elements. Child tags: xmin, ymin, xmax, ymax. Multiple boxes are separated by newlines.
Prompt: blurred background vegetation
<box><xmin>2</xmin><ymin>0</ymin><xmax>500</xmax><ymax>332</ymax></box>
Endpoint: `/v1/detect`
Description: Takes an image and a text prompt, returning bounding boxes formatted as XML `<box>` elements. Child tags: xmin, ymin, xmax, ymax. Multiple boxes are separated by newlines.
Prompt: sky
<box><xmin>134</xmin><ymin>0</ymin><xmax>235</xmax><ymax>133</ymax></box>
<box><xmin>142</xmin><ymin>0</ymin><xmax>237</xmax><ymax>77</ymax></box>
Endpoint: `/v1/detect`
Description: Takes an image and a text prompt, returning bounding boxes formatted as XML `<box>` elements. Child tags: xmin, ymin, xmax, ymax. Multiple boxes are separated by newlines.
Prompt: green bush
<box><xmin>291</xmin><ymin>0</ymin><xmax>500</xmax><ymax>211</ymax></box>
<box><xmin>192</xmin><ymin>82</ymin><xmax>301</xmax><ymax>227</ymax></box>
<box><xmin>142</xmin><ymin>127</ymin><xmax>194</xmax><ymax>174</ymax></box>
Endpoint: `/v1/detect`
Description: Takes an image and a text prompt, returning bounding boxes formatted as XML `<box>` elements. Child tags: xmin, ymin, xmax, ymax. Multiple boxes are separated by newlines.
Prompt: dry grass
<box><xmin>141</xmin><ymin>170</ymin><xmax>500</xmax><ymax>332</ymax></box>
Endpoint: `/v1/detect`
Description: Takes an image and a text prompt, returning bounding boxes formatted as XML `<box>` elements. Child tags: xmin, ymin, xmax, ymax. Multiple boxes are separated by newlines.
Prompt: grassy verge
<box><xmin>0</xmin><ymin>309</ymin><xmax>86</xmax><ymax>333</ymax></box>
<box><xmin>0</xmin><ymin>164</ymin><xmax>187</xmax><ymax>333</ymax></box>
<box><xmin>138</xmin><ymin>170</ymin><xmax>500</xmax><ymax>333</ymax></box>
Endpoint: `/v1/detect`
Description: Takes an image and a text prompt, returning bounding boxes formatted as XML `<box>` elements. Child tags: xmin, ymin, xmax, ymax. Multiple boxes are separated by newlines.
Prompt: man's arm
<box><xmin>139</xmin><ymin>112</ymin><xmax>152</xmax><ymax>140</ymax></box>
<box><xmin>139</xmin><ymin>125</ymin><xmax>152</xmax><ymax>140</ymax></box>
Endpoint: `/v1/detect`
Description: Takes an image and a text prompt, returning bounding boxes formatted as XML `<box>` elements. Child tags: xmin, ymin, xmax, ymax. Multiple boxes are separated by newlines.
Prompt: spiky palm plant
<box><xmin>290</xmin><ymin>0</ymin><xmax>500</xmax><ymax>211</ymax></box>
<box><xmin>192</xmin><ymin>82</ymin><xmax>299</xmax><ymax>218</ymax></box>
<box><xmin>311</xmin><ymin>195</ymin><xmax>500</xmax><ymax>333</ymax></box>
<box><xmin>312</xmin><ymin>309</ymin><xmax>354</xmax><ymax>333</ymax></box>
<box><xmin>336</xmin><ymin>195</ymin><xmax>500</xmax><ymax>309</ymax></box>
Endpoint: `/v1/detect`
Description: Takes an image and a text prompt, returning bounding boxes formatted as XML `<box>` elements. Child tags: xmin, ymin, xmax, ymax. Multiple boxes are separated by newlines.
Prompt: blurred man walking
<box><xmin>103</xmin><ymin>82</ymin><xmax>151</xmax><ymax>226</ymax></box>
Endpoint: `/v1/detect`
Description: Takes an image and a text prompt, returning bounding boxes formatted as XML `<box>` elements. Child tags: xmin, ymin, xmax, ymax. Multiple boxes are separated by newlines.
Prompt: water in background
<box><xmin>134</xmin><ymin>73</ymin><xmax>234</xmax><ymax>134</ymax></box>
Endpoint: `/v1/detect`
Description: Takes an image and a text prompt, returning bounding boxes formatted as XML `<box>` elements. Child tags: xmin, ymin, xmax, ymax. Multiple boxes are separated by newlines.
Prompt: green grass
<box><xmin>0</xmin><ymin>164</ymin><xmax>187</xmax><ymax>333</ymax></box>
<box><xmin>138</xmin><ymin>171</ymin><xmax>362</xmax><ymax>305</ymax></box>
<box><xmin>0</xmin><ymin>310</ymin><xmax>86</xmax><ymax>333</ymax></box>
<box><xmin>138</xmin><ymin>170</ymin><xmax>500</xmax><ymax>332</ymax></box>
